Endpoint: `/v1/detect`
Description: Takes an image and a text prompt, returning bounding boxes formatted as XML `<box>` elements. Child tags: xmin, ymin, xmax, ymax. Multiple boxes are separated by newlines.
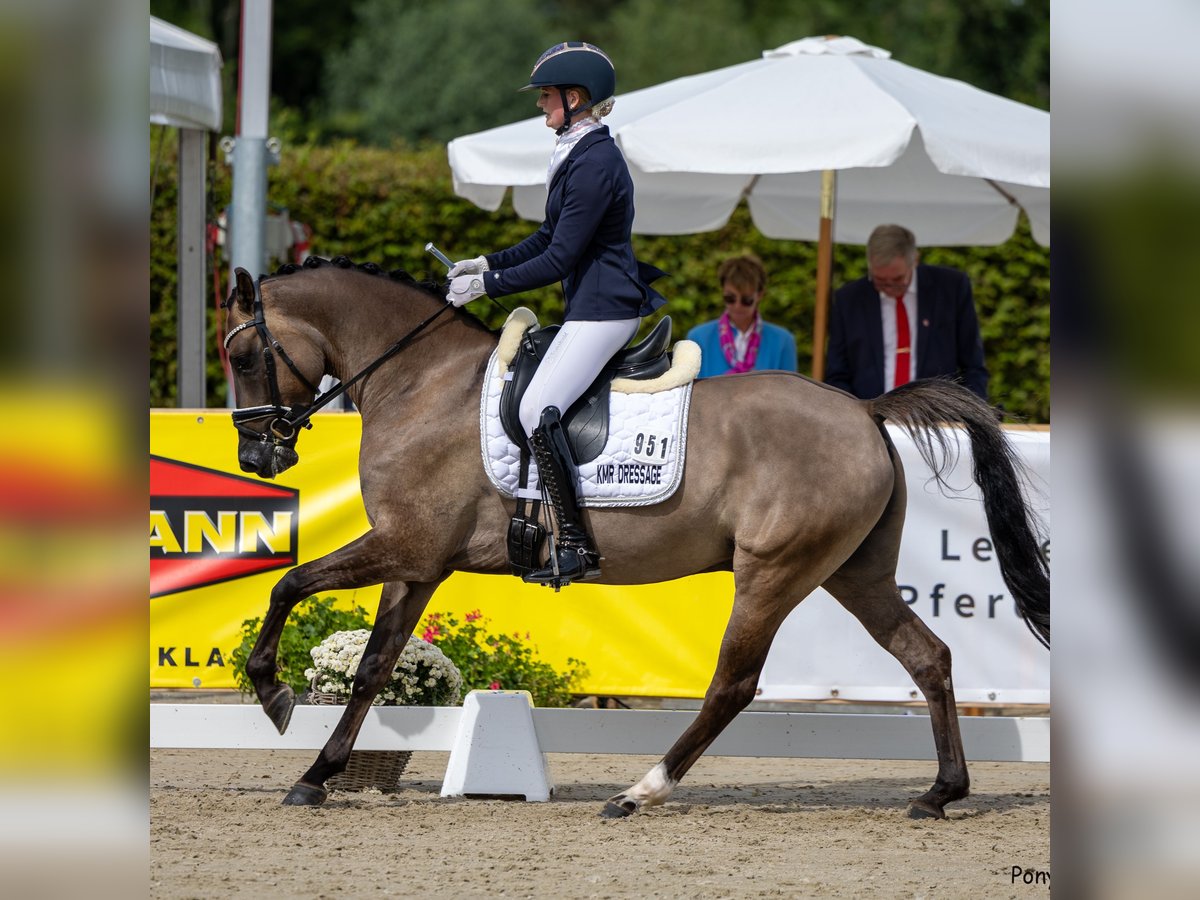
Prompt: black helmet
<box><xmin>520</xmin><ymin>42</ymin><xmax>616</xmax><ymax>105</ymax></box>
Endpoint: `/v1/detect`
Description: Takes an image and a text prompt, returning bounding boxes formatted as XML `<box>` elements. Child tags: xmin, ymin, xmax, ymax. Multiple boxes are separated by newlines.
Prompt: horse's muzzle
<box><xmin>239</xmin><ymin>439</ymin><xmax>299</xmax><ymax>479</ymax></box>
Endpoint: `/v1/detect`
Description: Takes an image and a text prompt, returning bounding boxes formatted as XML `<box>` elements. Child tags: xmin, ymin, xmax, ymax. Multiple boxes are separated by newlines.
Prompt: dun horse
<box><xmin>223</xmin><ymin>257</ymin><xmax>1048</xmax><ymax>819</ymax></box>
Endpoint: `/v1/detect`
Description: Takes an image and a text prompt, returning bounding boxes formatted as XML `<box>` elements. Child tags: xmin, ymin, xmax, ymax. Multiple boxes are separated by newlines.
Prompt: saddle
<box><xmin>499</xmin><ymin>317</ymin><xmax>673</xmax><ymax>463</ymax></box>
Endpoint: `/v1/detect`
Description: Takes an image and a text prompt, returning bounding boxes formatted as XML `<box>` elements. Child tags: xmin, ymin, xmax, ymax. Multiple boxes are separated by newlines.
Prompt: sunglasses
<box><xmin>723</xmin><ymin>293</ymin><xmax>757</xmax><ymax>308</ymax></box>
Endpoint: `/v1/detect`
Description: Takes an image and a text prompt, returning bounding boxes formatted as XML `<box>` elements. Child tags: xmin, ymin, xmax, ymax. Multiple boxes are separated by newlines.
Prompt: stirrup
<box><xmin>522</xmin><ymin>541</ymin><xmax>601</xmax><ymax>591</ymax></box>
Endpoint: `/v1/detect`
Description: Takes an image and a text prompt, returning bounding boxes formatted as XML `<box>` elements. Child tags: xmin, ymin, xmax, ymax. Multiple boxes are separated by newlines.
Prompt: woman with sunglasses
<box><xmin>687</xmin><ymin>254</ymin><xmax>798</xmax><ymax>378</ymax></box>
<box><xmin>444</xmin><ymin>42</ymin><xmax>666</xmax><ymax>588</ymax></box>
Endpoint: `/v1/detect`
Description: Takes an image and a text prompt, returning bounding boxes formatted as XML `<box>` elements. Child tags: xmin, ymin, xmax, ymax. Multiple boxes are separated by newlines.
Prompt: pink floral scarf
<box><xmin>717</xmin><ymin>311</ymin><xmax>762</xmax><ymax>374</ymax></box>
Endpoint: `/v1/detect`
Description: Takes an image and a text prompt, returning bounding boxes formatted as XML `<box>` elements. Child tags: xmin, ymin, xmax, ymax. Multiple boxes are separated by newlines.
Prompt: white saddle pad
<box><xmin>479</xmin><ymin>309</ymin><xmax>699</xmax><ymax>509</ymax></box>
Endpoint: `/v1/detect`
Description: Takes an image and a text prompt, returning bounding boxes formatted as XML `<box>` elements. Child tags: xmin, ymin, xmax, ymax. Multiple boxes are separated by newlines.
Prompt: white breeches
<box><xmin>519</xmin><ymin>318</ymin><xmax>640</xmax><ymax>439</ymax></box>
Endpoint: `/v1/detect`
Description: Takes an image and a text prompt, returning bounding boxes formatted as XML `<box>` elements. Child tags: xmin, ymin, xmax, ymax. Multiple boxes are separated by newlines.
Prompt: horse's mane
<box><xmin>264</xmin><ymin>255</ymin><xmax>494</xmax><ymax>334</ymax></box>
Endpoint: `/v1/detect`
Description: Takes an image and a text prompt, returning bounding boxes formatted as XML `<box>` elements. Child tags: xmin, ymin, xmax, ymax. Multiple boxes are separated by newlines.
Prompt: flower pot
<box><xmin>310</xmin><ymin>686</ymin><xmax>412</xmax><ymax>792</ymax></box>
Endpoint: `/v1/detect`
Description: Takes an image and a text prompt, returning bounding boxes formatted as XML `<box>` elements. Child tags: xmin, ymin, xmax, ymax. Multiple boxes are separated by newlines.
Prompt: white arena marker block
<box><xmin>441</xmin><ymin>690</ymin><xmax>554</xmax><ymax>801</ymax></box>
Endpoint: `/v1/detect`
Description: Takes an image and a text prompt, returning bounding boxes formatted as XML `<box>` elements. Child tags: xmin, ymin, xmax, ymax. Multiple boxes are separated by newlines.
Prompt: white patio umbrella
<box><xmin>447</xmin><ymin>36</ymin><xmax>1049</xmax><ymax>378</ymax></box>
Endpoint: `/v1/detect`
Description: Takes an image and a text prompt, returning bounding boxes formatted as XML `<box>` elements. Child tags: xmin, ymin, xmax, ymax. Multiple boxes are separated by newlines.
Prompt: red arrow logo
<box><xmin>150</xmin><ymin>456</ymin><xmax>299</xmax><ymax>598</ymax></box>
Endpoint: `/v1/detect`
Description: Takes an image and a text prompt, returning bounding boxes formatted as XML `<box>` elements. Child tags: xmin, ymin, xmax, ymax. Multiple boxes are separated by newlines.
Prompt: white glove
<box><xmin>447</xmin><ymin>255</ymin><xmax>489</xmax><ymax>278</ymax></box>
<box><xmin>447</xmin><ymin>274</ymin><xmax>487</xmax><ymax>307</ymax></box>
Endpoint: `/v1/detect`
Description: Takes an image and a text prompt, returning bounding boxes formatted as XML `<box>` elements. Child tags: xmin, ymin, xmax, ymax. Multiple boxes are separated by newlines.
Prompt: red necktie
<box><xmin>893</xmin><ymin>295</ymin><xmax>911</xmax><ymax>388</ymax></box>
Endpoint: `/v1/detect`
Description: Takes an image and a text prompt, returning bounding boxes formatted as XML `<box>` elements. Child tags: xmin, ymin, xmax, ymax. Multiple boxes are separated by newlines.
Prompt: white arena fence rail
<box><xmin>150</xmin><ymin>701</ymin><xmax>1049</xmax><ymax>763</ymax></box>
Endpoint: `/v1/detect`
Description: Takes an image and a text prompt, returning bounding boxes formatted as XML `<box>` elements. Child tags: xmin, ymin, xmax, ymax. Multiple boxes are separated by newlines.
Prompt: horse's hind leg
<box><xmin>822</xmin><ymin>435</ymin><xmax>968</xmax><ymax>820</ymax></box>
<box><xmin>824</xmin><ymin>569</ymin><xmax>969</xmax><ymax>819</ymax></box>
<box><xmin>602</xmin><ymin>562</ymin><xmax>803</xmax><ymax>818</ymax></box>
<box><xmin>283</xmin><ymin>578</ymin><xmax>443</xmax><ymax>806</ymax></box>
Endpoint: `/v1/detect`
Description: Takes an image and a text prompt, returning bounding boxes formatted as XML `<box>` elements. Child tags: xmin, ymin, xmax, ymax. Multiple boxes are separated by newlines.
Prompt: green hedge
<box><xmin>150</xmin><ymin>136</ymin><xmax>1048</xmax><ymax>420</ymax></box>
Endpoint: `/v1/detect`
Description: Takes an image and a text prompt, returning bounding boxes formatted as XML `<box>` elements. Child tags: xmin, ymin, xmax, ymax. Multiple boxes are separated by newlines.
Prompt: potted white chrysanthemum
<box><xmin>305</xmin><ymin>630</ymin><xmax>463</xmax><ymax>791</ymax></box>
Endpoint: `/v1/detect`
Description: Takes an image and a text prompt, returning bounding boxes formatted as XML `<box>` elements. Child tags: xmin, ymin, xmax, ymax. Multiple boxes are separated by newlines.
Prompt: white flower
<box><xmin>308</xmin><ymin>631</ymin><xmax>462</xmax><ymax>706</ymax></box>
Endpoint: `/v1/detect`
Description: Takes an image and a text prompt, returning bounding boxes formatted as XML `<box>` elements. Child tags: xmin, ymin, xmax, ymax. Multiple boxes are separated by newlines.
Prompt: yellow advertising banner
<box><xmin>150</xmin><ymin>410</ymin><xmax>731</xmax><ymax>697</ymax></box>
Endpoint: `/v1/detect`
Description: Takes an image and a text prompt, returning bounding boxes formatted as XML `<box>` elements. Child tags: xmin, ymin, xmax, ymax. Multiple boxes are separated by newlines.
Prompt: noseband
<box><xmin>223</xmin><ymin>275</ymin><xmax>454</xmax><ymax>448</ymax></box>
<box><xmin>224</xmin><ymin>283</ymin><xmax>321</xmax><ymax>447</ymax></box>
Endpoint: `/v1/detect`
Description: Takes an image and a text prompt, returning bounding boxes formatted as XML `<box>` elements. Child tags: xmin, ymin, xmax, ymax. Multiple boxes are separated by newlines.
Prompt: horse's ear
<box><xmin>234</xmin><ymin>268</ymin><xmax>256</xmax><ymax>314</ymax></box>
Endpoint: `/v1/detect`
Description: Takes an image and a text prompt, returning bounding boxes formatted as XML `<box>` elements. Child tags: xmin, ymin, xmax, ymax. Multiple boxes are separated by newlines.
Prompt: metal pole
<box><xmin>811</xmin><ymin>169</ymin><xmax>836</xmax><ymax>382</ymax></box>
<box><xmin>176</xmin><ymin>128</ymin><xmax>207</xmax><ymax>407</ymax></box>
<box><xmin>227</xmin><ymin>0</ymin><xmax>273</xmax><ymax>285</ymax></box>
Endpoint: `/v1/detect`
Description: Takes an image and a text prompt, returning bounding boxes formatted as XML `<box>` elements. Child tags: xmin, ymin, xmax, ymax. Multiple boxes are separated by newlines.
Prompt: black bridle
<box><xmin>223</xmin><ymin>276</ymin><xmax>453</xmax><ymax>447</ymax></box>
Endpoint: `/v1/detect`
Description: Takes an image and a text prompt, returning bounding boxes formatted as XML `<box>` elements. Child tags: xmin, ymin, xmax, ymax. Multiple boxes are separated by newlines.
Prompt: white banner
<box><xmin>758</xmin><ymin>425</ymin><xmax>1050</xmax><ymax>705</ymax></box>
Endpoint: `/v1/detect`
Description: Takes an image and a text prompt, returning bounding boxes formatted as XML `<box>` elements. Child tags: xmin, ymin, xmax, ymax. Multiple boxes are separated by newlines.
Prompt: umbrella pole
<box><xmin>811</xmin><ymin>170</ymin><xmax>836</xmax><ymax>381</ymax></box>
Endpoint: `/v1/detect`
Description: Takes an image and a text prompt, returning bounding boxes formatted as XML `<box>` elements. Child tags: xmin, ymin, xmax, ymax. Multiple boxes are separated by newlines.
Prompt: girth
<box><xmin>499</xmin><ymin>316</ymin><xmax>672</xmax><ymax>463</ymax></box>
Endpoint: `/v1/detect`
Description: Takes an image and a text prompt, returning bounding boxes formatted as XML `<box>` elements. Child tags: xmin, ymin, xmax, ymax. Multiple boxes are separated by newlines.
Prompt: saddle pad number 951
<box><xmin>480</xmin><ymin>347</ymin><xmax>692</xmax><ymax>508</ymax></box>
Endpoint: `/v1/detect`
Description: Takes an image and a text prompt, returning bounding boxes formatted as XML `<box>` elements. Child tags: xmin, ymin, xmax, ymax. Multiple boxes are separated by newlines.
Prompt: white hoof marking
<box><xmin>625</xmin><ymin>762</ymin><xmax>677</xmax><ymax>810</ymax></box>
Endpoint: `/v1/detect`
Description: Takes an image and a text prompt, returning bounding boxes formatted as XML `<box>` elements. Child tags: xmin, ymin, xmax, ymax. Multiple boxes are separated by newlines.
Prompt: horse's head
<box><xmin>222</xmin><ymin>268</ymin><xmax>323</xmax><ymax>478</ymax></box>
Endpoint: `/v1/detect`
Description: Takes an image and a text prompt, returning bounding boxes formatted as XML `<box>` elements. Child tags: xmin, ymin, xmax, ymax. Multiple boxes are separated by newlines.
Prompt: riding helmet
<box><xmin>520</xmin><ymin>42</ymin><xmax>616</xmax><ymax>104</ymax></box>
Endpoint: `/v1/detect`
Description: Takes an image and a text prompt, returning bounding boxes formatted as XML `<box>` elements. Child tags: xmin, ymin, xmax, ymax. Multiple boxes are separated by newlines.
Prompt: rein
<box><xmin>224</xmin><ymin>277</ymin><xmax>453</xmax><ymax>444</ymax></box>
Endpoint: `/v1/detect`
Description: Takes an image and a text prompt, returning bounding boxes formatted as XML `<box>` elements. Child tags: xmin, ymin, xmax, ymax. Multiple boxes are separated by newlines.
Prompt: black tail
<box><xmin>870</xmin><ymin>379</ymin><xmax>1049</xmax><ymax>648</ymax></box>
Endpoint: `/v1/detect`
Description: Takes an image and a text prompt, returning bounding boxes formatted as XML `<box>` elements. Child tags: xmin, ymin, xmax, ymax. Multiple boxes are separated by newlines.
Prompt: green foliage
<box><xmin>150</xmin><ymin>126</ymin><xmax>181</xmax><ymax>407</ymax></box>
<box><xmin>152</xmin><ymin>0</ymin><xmax>1046</xmax><ymax>148</ymax></box>
<box><xmin>150</xmin><ymin>137</ymin><xmax>1049</xmax><ymax>420</ymax></box>
<box><xmin>227</xmin><ymin>596</ymin><xmax>586</xmax><ymax>708</ymax></box>
<box><xmin>599</xmin><ymin>0</ymin><xmax>763</xmax><ymax>92</ymax></box>
<box><xmin>419</xmin><ymin>610</ymin><xmax>588</xmax><ymax>708</ymax></box>
<box><xmin>314</xmin><ymin>0</ymin><xmax>1047</xmax><ymax>143</ymax></box>
<box><xmin>323</xmin><ymin>0</ymin><xmax>558</xmax><ymax>145</ymax></box>
<box><xmin>920</xmin><ymin>234</ymin><xmax>1051</xmax><ymax>422</ymax></box>
<box><xmin>229</xmin><ymin>595</ymin><xmax>373</xmax><ymax>697</ymax></box>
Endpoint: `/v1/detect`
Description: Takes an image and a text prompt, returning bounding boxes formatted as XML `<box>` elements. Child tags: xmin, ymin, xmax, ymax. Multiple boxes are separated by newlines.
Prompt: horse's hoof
<box><xmin>263</xmin><ymin>685</ymin><xmax>296</xmax><ymax>735</ymax></box>
<box><xmin>282</xmin><ymin>782</ymin><xmax>327</xmax><ymax>806</ymax></box>
<box><xmin>600</xmin><ymin>800</ymin><xmax>635</xmax><ymax>819</ymax></box>
<box><xmin>907</xmin><ymin>799</ymin><xmax>946</xmax><ymax>820</ymax></box>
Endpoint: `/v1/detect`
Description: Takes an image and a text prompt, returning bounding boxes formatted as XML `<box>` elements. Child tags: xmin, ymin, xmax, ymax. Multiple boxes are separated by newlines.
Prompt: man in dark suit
<box><xmin>825</xmin><ymin>224</ymin><xmax>988</xmax><ymax>400</ymax></box>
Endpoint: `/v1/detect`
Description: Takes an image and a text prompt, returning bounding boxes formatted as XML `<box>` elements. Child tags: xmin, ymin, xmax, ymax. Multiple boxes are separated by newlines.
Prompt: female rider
<box><xmin>446</xmin><ymin>42</ymin><xmax>665</xmax><ymax>587</ymax></box>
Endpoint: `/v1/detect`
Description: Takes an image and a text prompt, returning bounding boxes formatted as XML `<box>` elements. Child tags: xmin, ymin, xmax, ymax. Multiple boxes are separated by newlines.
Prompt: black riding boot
<box><xmin>523</xmin><ymin>406</ymin><xmax>601</xmax><ymax>588</ymax></box>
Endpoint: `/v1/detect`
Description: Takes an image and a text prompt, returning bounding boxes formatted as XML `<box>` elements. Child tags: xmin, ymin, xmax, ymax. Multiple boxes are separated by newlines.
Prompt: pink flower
<box><xmin>465</xmin><ymin>609</ymin><xmax>482</xmax><ymax>623</ymax></box>
<box><xmin>422</xmin><ymin>626</ymin><xmax>441</xmax><ymax>643</ymax></box>
<box><xmin>489</xmin><ymin>681</ymin><xmax>501</xmax><ymax>690</ymax></box>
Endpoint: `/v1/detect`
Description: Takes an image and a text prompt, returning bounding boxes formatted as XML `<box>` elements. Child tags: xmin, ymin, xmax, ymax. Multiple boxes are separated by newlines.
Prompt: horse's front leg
<box><xmin>244</xmin><ymin>570</ymin><xmax>311</xmax><ymax>735</ymax></box>
<box><xmin>245</xmin><ymin>530</ymin><xmax>429</xmax><ymax>734</ymax></box>
<box><xmin>282</xmin><ymin>577</ymin><xmax>443</xmax><ymax>806</ymax></box>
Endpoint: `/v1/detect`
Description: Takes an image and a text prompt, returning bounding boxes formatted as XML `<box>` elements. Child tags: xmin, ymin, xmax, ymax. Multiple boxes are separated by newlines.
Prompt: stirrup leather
<box><xmin>506</xmin><ymin>448</ymin><xmax>547</xmax><ymax>576</ymax></box>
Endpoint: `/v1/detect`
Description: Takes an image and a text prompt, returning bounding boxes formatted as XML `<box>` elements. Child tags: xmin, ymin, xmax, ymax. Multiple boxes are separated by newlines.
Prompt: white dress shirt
<box><xmin>730</xmin><ymin>315</ymin><xmax>760</xmax><ymax>363</ymax></box>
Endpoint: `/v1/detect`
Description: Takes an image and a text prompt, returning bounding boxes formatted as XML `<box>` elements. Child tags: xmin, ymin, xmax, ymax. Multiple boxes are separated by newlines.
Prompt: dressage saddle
<box><xmin>499</xmin><ymin>316</ymin><xmax>673</xmax><ymax>463</ymax></box>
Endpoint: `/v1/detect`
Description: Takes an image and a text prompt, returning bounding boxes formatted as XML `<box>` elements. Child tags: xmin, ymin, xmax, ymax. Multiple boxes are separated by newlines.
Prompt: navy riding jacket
<box><xmin>482</xmin><ymin>126</ymin><xmax>666</xmax><ymax>321</ymax></box>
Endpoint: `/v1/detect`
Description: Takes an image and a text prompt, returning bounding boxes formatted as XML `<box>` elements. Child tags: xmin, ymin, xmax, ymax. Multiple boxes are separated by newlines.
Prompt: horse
<box><xmin>221</xmin><ymin>256</ymin><xmax>1049</xmax><ymax>820</ymax></box>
